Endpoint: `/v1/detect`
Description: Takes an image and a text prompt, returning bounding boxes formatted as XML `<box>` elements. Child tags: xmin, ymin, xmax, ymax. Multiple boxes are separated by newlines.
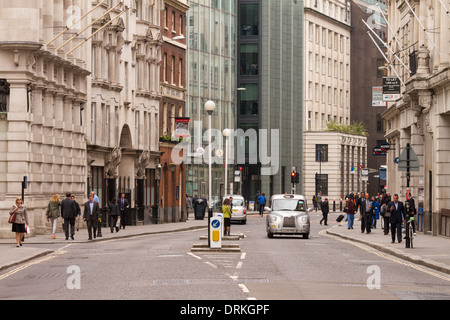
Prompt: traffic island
<box><xmin>190</xmin><ymin>243</ymin><xmax>241</xmax><ymax>252</ymax></box>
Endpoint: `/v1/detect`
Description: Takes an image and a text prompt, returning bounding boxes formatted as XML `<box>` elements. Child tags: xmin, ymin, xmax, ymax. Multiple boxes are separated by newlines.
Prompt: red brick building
<box><xmin>159</xmin><ymin>0</ymin><xmax>189</xmax><ymax>222</ymax></box>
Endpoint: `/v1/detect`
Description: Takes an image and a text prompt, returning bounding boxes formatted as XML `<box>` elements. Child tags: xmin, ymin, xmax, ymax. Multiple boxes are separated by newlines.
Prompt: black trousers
<box><xmin>86</xmin><ymin>218</ymin><xmax>98</xmax><ymax>239</ymax></box>
<box><xmin>391</xmin><ymin>221</ymin><xmax>402</xmax><ymax>242</ymax></box>
<box><xmin>259</xmin><ymin>204</ymin><xmax>265</xmax><ymax>215</ymax></box>
<box><xmin>63</xmin><ymin>217</ymin><xmax>75</xmax><ymax>238</ymax></box>
<box><xmin>120</xmin><ymin>211</ymin><xmax>127</xmax><ymax>228</ymax></box>
<box><xmin>320</xmin><ymin>212</ymin><xmax>328</xmax><ymax>225</ymax></box>
<box><xmin>383</xmin><ymin>216</ymin><xmax>390</xmax><ymax>235</ymax></box>
<box><xmin>109</xmin><ymin>215</ymin><xmax>119</xmax><ymax>232</ymax></box>
<box><xmin>361</xmin><ymin>214</ymin><xmax>372</xmax><ymax>233</ymax></box>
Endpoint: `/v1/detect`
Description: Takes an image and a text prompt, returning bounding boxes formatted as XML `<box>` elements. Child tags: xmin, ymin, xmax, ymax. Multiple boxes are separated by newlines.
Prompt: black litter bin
<box><xmin>193</xmin><ymin>198</ymin><xmax>207</xmax><ymax>220</ymax></box>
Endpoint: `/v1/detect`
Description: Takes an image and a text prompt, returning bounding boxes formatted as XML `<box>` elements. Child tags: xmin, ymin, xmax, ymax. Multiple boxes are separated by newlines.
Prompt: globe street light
<box><xmin>204</xmin><ymin>100</ymin><xmax>216</xmax><ymax>211</ymax></box>
<box><xmin>222</xmin><ymin>128</ymin><xmax>231</xmax><ymax>196</ymax></box>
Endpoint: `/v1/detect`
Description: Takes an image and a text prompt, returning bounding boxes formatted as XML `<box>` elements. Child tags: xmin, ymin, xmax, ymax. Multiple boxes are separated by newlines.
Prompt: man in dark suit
<box><xmin>61</xmin><ymin>192</ymin><xmax>77</xmax><ymax>240</ymax></box>
<box><xmin>119</xmin><ymin>193</ymin><xmax>129</xmax><ymax>230</ymax></box>
<box><xmin>319</xmin><ymin>198</ymin><xmax>329</xmax><ymax>225</ymax></box>
<box><xmin>360</xmin><ymin>193</ymin><xmax>373</xmax><ymax>234</ymax></box>
<box><xmin>388</xmin><ymin>194</ymin><xmax>405</xmax><ymax>243</ymax></box>
<box><xmin>83</xmin><ymin>194</ymin><xmax>100</xmax><ymax>240</ymax></box>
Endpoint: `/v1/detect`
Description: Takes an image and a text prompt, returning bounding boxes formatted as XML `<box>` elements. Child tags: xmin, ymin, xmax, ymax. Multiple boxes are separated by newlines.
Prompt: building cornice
<box><xmin>303</xmin><ymin>7</ymin><xmax>353</xmax><ymax>31</ymax></box>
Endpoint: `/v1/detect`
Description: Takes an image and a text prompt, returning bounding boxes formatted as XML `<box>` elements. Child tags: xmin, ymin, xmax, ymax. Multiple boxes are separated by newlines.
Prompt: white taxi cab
<box><xmin>265</xmin><ymin>194</ymin><xmax>312</xmax><ymax>239</ymax></box>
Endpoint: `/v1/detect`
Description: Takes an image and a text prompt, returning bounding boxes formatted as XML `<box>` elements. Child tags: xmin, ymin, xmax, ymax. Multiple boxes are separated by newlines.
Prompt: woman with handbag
<box><xmin>9</xmin><ymin>197</ymin><xmax>29</xmax><ymax>247</ymax></box>
<box><xmin>46</xmin><ymin>194</ymin><xmax>61</xmax><ymax>239</ymax></box>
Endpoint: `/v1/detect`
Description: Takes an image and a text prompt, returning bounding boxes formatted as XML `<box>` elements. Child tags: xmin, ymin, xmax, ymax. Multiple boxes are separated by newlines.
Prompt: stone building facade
<box><xmin>303</xmin><ymin>0</ymin><xmax>368</xmax><ymax>202</ymax></box>
<box><xmin>382</xmin><ymin>0</ymin><xmax>450</xmax><ymax>236</ymax></box>
<box><xmin>0</xmin><ymin>0</ymin><xmax>164</xmax><ymax>238</ymax></box>
<box><xmin>158</xmin><ymin>0</ymin><xmax>189</xmax><ymax>222</ymax></box>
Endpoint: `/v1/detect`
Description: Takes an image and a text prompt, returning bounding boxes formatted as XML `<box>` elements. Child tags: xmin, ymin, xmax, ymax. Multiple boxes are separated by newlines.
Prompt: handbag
<box><xmin>8</xmin><ymin>211</ymin><xmax>17</xmax><ymax>224</ymax></box>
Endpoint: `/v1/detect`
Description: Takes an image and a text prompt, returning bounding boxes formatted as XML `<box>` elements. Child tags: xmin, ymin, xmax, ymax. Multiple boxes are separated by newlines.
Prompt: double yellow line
<box><xmin>0</xmin><ymin>246</ymin><xmax>69</xmax><ymax>281</ymax></box>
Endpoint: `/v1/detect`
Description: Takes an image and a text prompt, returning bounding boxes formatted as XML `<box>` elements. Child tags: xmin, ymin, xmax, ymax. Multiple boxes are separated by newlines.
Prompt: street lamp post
<box><xmin>205</xmin><ymin>100</ymin><xmax>216</xmax><ymax>248</ymax></box>
<box><xmin>223</xmin><ymin>128</ymin><xmax>231</xmax><ymax>196</ymax></box>
<box><xmin>205</xmin><ymin>100</ymin><xmax>216</xmax><ymax>209</ymax></box>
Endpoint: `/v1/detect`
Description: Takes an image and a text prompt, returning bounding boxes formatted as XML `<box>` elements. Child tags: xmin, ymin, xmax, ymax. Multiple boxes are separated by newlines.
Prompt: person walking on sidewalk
<box><xmin>61</xmin><ymin>192</ymin><xmax>77</xmax><ymax>240</ymax></box>
<box><xmin>345</xmin><ymin>198</ymin><xmax>356</xmax><ymax>229</ymax></box>
<box><xmin>83</xmin><ymin>194</ymin><xmax>100</xmax><ymax>240</ymax></box>
<box><xmin>222</xmin><ymin>198</ymin><xmax>232</xmax><ymax>236</ymax></box>
<box><xmin>258</xmin><ymin>193</ymin><xmax>266</xmax><ymax>216</ymax></box>
<box><xmin>10</xmin><ymin>197</ymin><xmax>29</xmax><ymax>247</ymax></box>
<box><xmin>107</xmin><ymin>198</ymin><xmax>120</xmax><ymax>233</ymax></box>
<box><xmin>371</xmin><ymin>196</ymin><xmax>380</xmax><ymax>229</ymax></box>
<box><xmin>388</xmin><ymin>194</ymin><xmax>405</xmax><ymax>243</ymax></box>
<box><xmin>380</xmin><ymin>195</ymin><xmax>390</xmax><ymax>235</ymax></box>
<box><xmin>46</xmin><ymin>194</ymin><xmax>61</xmax><ymax>239</ymax></box>
<box><xmin>71</xmin><ymin>195</ymin><xmax>81</xmax><ymax>231</ymax></box>
<box><xmin>360</xmin><ymin>193</ymin><xmax>373</xmax><ymax>234</ymax></box>
<box><xmin>186</xmin><ymin>193</ymin><xmax>192</xmax><ymax>220</ymax></box>
<box><xmin>119</xmin><ymin>193</ymin><xmax>129</xmax><ymax>230</ymax></box>
<box><xmin>320</xmin><ymin>198</ymin><xmax>329</xmax><ymax>225</ymax></box>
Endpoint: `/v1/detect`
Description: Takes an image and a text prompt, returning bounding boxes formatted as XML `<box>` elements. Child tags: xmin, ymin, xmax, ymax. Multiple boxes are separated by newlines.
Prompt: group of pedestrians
<box><xmin>343</xmin><ymin>192</ymin><xmax>416</xmax><ymax>244</ymax></box>
<box><xmin>8</xmin><ymin>191</ymin><xmax>132</xmax><ymax>246</ymax></box>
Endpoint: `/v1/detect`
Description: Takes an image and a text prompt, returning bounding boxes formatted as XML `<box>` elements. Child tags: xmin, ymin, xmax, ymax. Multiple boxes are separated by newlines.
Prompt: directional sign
<box><xmin>373</xmin><ymin>145</ymin><xmax>387</xmax><ymax>156</ymax></box>
<box><xmin>398</xmin><ymin>144</ymin><xmax>420</xmax><ymax>172</ymax></box>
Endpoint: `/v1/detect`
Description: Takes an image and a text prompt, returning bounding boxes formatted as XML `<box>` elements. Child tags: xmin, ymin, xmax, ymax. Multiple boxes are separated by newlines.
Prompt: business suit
<box><xmin>388</xmin><ymin>201</ymin><xmax>405</xmax><ymax>243</ymax></box>
<box><xmin>61</xmin><ymin>197</ymin><xmax>77</xmax><ymax>239</ymax></box>
<box><xmin>83</xmin><ymin>200</ymin><xmax>100</xmax><ymax>240</ymax></box>
<box><xmin>118</xmin><ymin>197</ymin><xmax>129</xmax><ymax>229</ymax></box>
<box><xmin>319</xmin><ymin>201</ymin><xmax>329</xmax><ymax>225</ymax></box>
<box><xmin>360</xmin><ymin>198</ymin><xmax>373</xmax><ymax>234</ymax></box>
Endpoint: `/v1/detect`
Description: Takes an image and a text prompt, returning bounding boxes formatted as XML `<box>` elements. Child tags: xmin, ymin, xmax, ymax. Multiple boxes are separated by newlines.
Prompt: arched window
<box><xmin>0</xmin><ymin>79</ymin><xmax>10</xmax><ymax>112</ymax></box>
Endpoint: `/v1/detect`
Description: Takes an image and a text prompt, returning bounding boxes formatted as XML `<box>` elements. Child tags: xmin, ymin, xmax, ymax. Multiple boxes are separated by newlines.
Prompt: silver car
<box><xmin>266</xmin><ymin>194</ymin><xmax>312</xmax><ymax>239</ymax></box>
<box><xmin>223</xmin><ymin>195</ymin><xmax>247</xmax><ymax>224</ymax></box>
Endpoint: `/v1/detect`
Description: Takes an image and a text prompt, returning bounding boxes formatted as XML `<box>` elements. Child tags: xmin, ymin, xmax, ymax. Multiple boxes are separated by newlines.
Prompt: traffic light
<box><xmin>295</xmin><ymin>172</ymin><xmax>300</xmax><ymax>184</ymax></box>
<box><xmin>291</xmin><ymin>171</ymin><xmax>296</xmax><ymax>184</ymax></box>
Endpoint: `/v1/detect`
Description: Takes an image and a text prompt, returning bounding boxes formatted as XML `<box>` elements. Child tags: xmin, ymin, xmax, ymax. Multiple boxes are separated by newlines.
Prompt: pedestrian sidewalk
<box><xmin>325</xmin><ymin>211</ymin><xmax>450</xmax><ymax>276</ymax></box>
<box><xmin>0</xmin><ymin>217</ymin><xmax>208</xmax><ymax>272</ymax></box>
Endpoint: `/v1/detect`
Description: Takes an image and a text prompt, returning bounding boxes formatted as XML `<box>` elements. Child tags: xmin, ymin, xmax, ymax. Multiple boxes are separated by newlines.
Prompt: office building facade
<box><xmin>237</xmin><ymin>0</ymin><xmax>304</xmax><ymax>201</ymax></box>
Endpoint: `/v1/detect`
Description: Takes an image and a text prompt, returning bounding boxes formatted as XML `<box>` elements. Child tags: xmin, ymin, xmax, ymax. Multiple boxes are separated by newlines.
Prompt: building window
<box><xmin>376</xmin><ymin>114</ymin><xmax>384</xmax><ymax>132</ymax></box>
<box><xmin>91</xmin><ymin>166</ymin><xmax>104</xmax><ymax>207</ymax></box>
<box><xmin>239</xmin><ymin>83</ymin><xmax>258</xmax><ymax>115</ymax></box>
<box><xmin>316</xmin><ymin>144</ymin><xmax>328</xmax><ymax>162</ymax></box>
<box><xmin>145</xmin><ymin>169</ymin><xmax>156</xmax><ymax>205</ymax></box>
<box><xmin>0</xmin><ymin>79</ymin><xmax>10</xmax><ymax>112</ymax></box>
<box><xmin>172</xmin><ymin>11</ymin><xmax>176</xmax><ymax>32</ymax></box>
<box><xmin>179</xmin><ymin>58</ymin><xmax>183</xmax><ymax>87</ymax></box>
<box><xmin>240</xmin><ymin>44</ymin><xmax>258</xmax><ymax>75</ymax></box>
<box><xmin>316</xmin><ymin>174</ymin><xmax>328</xmax><ymax>196</ymax></box>
<box><xmin>163</xmin><ymin>53</ymin><xmax>167</xmax><ymax>82</ymax></box>
<box><xmin>240</xmin><ymin>4</ymin><xmax>259</xmax><ymax>36</ymax></box>
<box><xmin>91</xmin><ymin>103</ymin><xmax>96</xmax><ymax>144</ymax></box>
<box><xmin>171</xmin><ymin>55</ymin><xmax>175</xmax><ymax>84</ymax></box>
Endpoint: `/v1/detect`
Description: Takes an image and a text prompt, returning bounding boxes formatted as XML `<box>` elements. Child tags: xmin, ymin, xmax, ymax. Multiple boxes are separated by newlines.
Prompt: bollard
<box><xmin>333</xmin><ymin>200</ymin><xmax>336</xmax><ymax>212</ymax></box>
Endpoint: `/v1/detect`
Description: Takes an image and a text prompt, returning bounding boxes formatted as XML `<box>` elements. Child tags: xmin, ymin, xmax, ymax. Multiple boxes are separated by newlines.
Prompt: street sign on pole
<box><xmin>398</xmin><ymin>144</ymin><xmax>420</xmax><ymax>172</ymax></box>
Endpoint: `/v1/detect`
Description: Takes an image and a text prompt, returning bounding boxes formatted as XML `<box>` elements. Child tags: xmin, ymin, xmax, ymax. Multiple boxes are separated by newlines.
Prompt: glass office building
<box><xmin>186</xmin><ymin>0</ymin><xmax>237</xmax><ymax>206</ymax></box>
<box><xmin>237</xmin><ymin>0</ymin><xmax>304</xmax><ymax>200</ymax></box>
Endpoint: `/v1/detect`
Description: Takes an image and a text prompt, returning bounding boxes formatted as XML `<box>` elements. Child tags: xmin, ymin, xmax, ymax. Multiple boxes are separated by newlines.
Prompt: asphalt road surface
<box><xmin>1</xmin><ymin>211</ymin><xmax>449</xmax><ymax>302</ymax></box>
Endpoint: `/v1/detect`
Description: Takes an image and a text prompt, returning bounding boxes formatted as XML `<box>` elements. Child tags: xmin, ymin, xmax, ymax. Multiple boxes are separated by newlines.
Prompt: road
<box><xmin>0</xmin><ymin>211</ymin><xmax>449</xmax><ymax>302</ymax></box>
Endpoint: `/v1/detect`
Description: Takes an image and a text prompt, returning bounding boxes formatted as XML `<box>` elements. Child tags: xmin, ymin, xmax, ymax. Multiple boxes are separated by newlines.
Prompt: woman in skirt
<box><xmin>10</xmin><ymin>197</ymin><xmax>29</xmax><ymax>247</ymax></box>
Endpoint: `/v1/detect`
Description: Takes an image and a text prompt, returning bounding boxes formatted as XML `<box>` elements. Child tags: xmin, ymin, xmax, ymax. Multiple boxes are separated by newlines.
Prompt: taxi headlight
<box><xmin>270</xmin><ymin>215</ymin><xmax>280</xmax><ymax>223</ymax></box>
<box><xmin>298</xmin><ymin>216</ymin><xmax>309</xmax><ymax>223</ymax></box>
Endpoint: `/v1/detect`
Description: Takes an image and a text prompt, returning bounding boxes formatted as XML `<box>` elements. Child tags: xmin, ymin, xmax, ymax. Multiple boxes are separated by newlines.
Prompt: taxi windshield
<box><xmin>272</xmin><ymin>199</ymin><xmax>306</xmax><ymax>211</ymax></box>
